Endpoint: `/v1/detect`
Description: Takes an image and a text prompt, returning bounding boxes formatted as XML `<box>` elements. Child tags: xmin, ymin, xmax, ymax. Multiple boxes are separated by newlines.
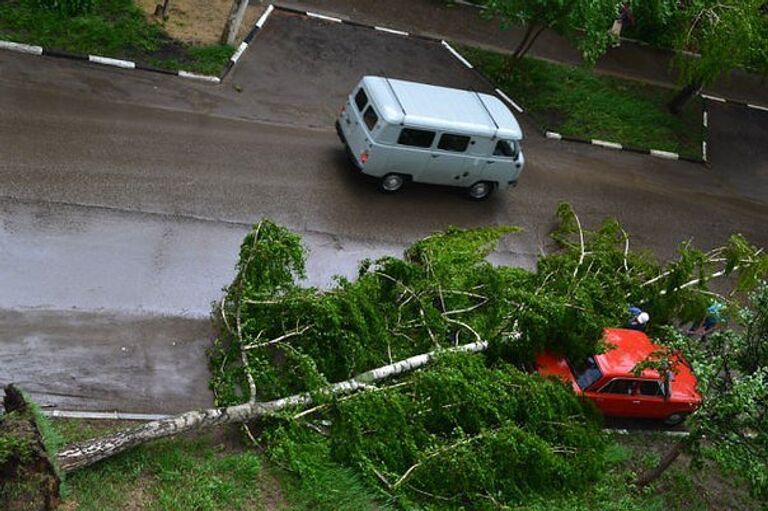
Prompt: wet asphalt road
<box><xmin>1</xmin><ymin>11</ymin><xmax>767</xmax><ymax>413</ymax></box>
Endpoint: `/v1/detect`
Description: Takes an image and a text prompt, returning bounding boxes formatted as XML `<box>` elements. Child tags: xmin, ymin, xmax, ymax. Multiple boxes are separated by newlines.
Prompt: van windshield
<box><xmin>493</xmin><ymin>140</ymin><xmax>519</xmax><ymax>158</ymax></box>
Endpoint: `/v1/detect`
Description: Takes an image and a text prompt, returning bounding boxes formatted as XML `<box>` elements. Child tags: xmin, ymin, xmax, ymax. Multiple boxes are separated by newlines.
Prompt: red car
<box><xmin>536</xmin><ymin>328</ymin><xmax>701</xmax><ymax>425</ymax></box>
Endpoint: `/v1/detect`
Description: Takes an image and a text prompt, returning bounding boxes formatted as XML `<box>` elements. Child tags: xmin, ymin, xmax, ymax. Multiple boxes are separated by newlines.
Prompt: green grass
<box><xmin>0</xmin><ymin>0</ymin><xmax>233</xmax><ymax>75</ymax></box>
<box><xmin>461</xmin><ymin>46</ymin><xmax>704</xmax><ymax>159</ymax></box>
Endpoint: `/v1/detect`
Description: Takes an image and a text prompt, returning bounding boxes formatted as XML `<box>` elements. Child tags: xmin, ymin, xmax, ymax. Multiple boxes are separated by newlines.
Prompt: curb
<box><xmin>0</xmin><ymin>3</ymin><xmax>279</xmax><ymax>85</ymax></box>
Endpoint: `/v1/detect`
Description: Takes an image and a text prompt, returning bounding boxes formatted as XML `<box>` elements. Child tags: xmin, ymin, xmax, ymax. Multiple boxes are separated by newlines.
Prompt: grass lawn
<box><xmin>51</xmin><ymin>420</ymin><xmax>765</xmax><ymax>510</ymax></box>
<box><xmin>461</xmin><ymin>46</ymin><xmax>704</xmax><ymax>159</ymax></box>
<box><xmin>0</xmin><ymin>0</ymin><xmax>233</xmax><ymax>75</ymax></box>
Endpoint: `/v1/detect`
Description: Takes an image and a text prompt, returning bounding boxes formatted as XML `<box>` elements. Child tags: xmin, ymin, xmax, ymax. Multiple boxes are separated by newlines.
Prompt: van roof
<box><xmin>360</xmin><ymin>76</ymin><xmax>522</xmax><ymax>140</ymax></box>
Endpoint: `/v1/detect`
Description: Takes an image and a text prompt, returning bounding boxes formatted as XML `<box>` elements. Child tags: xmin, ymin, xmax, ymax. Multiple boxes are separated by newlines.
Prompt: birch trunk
<box><xmin>57</xmin><ymin>341</ymin><xmax>488</xmax><ymax>472</ymax></box>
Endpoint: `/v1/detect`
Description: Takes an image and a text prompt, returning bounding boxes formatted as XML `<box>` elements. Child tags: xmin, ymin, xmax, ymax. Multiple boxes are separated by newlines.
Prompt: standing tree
<box><xmin>635</xmin><ymin>282</ymin><xmax>768</xmax><ymax>495</ymax></box>
<box><xmin>668</xmin><ymin>0</ymin><xmax>765</xmax><ymax>113</ymax></box>
<box><xmin>483</xmin><ymin>0</ymin><xmax>619</xmax><ymax>70</ymax></box>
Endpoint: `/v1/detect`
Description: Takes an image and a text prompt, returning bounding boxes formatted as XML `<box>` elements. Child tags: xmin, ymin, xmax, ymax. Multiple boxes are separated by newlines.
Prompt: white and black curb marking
<box><xmin>592</xmin><ymin>139</ymin><xmax>622</xmax><ymax>150</ymax></box>
<box><xmin>374</xmin><ymin>26</ymin><xmax>409</xmax><ymax>37</ymax></box>
<box><xmin>650</xmin><ymin>149</ymin><xmax>679</xmax><ymax>160</ymax></box>
<box><xmin>306</xmin><ymin>11</ymin><xmax>343</xmax><ymax>23</ymax></box>
<box><xmin>89</xmin><ymin>55</ymin><xmax>135</xmax><ymax>69</ymax></box>
<box><xmin>178</xmin><ymin>70</ymin><xmax>221</xmax><ymax>84</ymax></box>
<box><xmin>0</xmin><ymin>40</ymin><xmax>42</xmax><ymax>55</ymax></box>
<box><xmin>441</xmin><ymin>40</ymin><xmax>473</xmax><ymax>69</ymax></box>
<box><xmin>495</xmin><ymin>88</ymin><xmax>524</xmax><ymax>113</ymax></box>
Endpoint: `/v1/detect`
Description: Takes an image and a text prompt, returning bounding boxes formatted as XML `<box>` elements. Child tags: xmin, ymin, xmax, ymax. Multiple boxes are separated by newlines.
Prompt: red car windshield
<box><xmin>570</xmin><ymin>356</ymin><xmax>603</xmax><ymax>391</ymax></box>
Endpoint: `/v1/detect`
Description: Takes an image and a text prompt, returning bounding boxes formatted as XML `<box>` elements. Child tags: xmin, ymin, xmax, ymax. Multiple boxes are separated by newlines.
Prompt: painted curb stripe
<box><xmin>306</xmin><ymin>11</ymin><xmax>343</xmax><ymax>23</ymax></box>
<box><xmin>650</xmin><ymin>149</ymin><xmax>679</xmax><ymax>160</ymax></box>
<box><xmin>256</xmin><ymin>4</ymin><xmax>275</xmax><ymax>29</ymax></box>
<box><xmin>230</xmin><ymin>41</ymin><xmax>248</xmax><ymax>63</ymax></box>
<box><xmin>545</xmin><ymin>131</ymin><xmax>562</xmax><ymax>140</ymax></box>
<box><xmin>42</xmin><ymin>48</ymin><xmax>87</xmax><ymax>60</ymax></box>
<box><xmin>441</xmin><ymin>40</ymin><xmax>473</xmax><ymax>68</ymax></box>
<box><xmin>0</xmin><ymin>40</ymin><xmax>43</xmax><ymax>55</ymax></box>
<box><xmin>495</xmin><ymin>88</ymin><xmax>523</xmax><ymax>113</ymax></box>
<box><xmin>703</xmin><ymin>110</ymin><xmax>708</xmax><ymax>128</ymax></box>
<box><xmin>701</xmin><ymin>93</ymin><xmax>726</xmax><ymax>103</ymax></box>
<box><xmin>374</xmin><ymin>26</ymin><xmax>409</xmax><ymax>36</ymax></box>
<box><xmin>592</xmin><ymin>139</ymin><xmax>622</xmax><ymax>150</ymax></box>
<box><xmin>135</xmin><ymin>63</ymin><xmax>177</xmax><ymax>75</ymax></box>
<box><xmin>702</xmin><ymin>141</ymin><xmax>707</xmax><ymax>161</ymax></box>
<box><xmin>748</xmin><ymin>103</ymin><xmax>768</xmax><ymax>112</ymax></box>
<box><xmin>178</xmin><ymin>70</ymin><xmax>221</xmax><ymax>83</ymax></box>
<box><xmin>89</xmin><ymin>55</ymin><xmax>135</xmax><ymax>69</ymax></box>
<box><xmin>44</xmin><ymin>410</ymin><xmax>170</xmax><ymax>421</ymax></box>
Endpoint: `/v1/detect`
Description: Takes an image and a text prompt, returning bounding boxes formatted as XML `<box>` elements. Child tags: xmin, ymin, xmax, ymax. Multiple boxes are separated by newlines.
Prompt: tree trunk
<box><xmin>221</xmin><ymin>0</ymin><xmax>250</xmax><ymax>46</ymax></box>
<box><xmin>56</xmin><ymin>340</ymin><xmax>488</xmax><ymax>472</ymax></box>
<box><xmin>517</xmin><ymin>25</ymin><xmax>546</xmax><ymax>61</ymax></box>
<box><xmin>635</xmin><ymin>439</ymin><xmax>685</xmax><ymax>487</ymax></box>
<box><xmin>668</xmin><ymin>82</ymin><xmax>703</xmax><ymax>114</ymax></box>
<box><xmin>505</xmin><ymin>23</ymin><xmax>538</xmax><ymax>72</ymax></box>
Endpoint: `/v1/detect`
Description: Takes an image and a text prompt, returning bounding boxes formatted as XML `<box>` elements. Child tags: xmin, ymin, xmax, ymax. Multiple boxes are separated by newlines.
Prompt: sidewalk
<box><xmin>273</xmin><ymin>0</ymin><xmax>768</xmax><ymax>107</ymax></box>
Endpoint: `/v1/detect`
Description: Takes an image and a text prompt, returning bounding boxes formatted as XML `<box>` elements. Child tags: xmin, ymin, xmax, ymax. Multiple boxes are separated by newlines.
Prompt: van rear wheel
<box><xmin>379</xmin><ymin>173</ymin><xmax>405</xmax><ymax>193</ymax></box>
<box><xmin>466</xmin><ymin>181</ymin><xmax>494</xmax><ymax>200</ymax></box>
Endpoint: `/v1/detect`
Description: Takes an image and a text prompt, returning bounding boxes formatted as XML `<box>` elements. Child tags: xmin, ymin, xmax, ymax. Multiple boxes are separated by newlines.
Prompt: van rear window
<box><xmin>355</xmin><ymin>89</ymin><xmax>368</xmax><ymax>112</ymax></box>
<box><xmin>363</xmin><ymin>106</ymin><xmax>379</xmax><ymax>131</ymax></box>
<box><xmin>398</xmin><ymin>128</ymin><xmax>435</xmax><ymax>148</ymax></box>
<box><xmin>438</xmin><ymin>134</ymin><xmax>471</xmax><ymax>152</ymax></box>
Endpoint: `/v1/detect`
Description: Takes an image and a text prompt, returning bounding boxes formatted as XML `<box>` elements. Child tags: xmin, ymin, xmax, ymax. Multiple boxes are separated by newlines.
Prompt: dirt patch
<box><xmin>135</xmin><ymin>0</ymin><xmax>267</xmax><ymax>45</ymax></box>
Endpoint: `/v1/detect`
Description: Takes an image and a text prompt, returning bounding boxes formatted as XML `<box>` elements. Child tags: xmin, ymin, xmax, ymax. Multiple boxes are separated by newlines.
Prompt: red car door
<box><xmin>629</xmin><ymin>380</ymin><xmax>668</xmax><ymax>419</ymax></box>
<box><xmin>586</xmin><ymin>378</ymin><xmax>644</xmax><ymax>417</ymax></box>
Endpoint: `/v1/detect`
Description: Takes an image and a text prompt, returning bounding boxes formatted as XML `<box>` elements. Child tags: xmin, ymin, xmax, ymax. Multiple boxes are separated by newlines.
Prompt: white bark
<box><xmin>57</xmin><ymin>340</ymin><xmax>489</xmax><ymax>472</ymax></box>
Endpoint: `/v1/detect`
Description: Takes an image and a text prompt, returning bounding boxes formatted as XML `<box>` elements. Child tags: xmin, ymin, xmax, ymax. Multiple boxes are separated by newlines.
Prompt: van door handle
<box><xmin>431</xmin><ymin>154</ymin><xmax>439</xmax><ymax>158</ymax></box>
<box><xmin>486</xmin><ymin>161</ymin><xmax>494</xmax><ymax>164</ymax></box>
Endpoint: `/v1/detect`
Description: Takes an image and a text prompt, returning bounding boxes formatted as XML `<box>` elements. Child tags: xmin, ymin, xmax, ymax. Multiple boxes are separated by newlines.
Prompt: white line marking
<box><xmin>178</xmin><ymin>70</ymin><xmax>221</xmax><ymax>84</ymax></box>
<box><xmin>748</xmin><ymin>103</ymin><xmax>768</xmax><ymax>112</ymax></box>
<box><xmin>495</xmin><ymin>88</ymin><xmax>523</xmax><ymax>113</ymax></box>
<box><xmin>701</xmin><ymin>93</ymin><xmax>726</xmax><ymax>103</ymax></box>
<box><xmin>374</xmin><ymin>26</ymin><xmax>409</xmax><ymax>36</ymax></box>
<box><xmin>703</xmin><ymin>110</ymin><xmax>708</xmax><ymax>128</ymax></box>
<box><xmin>230</xmin><ymin>41</ymin><xmax>248</xmax><ymax>63</ymax></box>
<box><xmin>441</xmin><ymin>40</ymin><xmax>473</xmax><ymax>68</ymax></box>
<box><xmin>88</xmin><ymin>55</ymin><xmax>136</xmax><ymax>69</ymax></box>
<box><xmin>44</xmin><ymin>410</ymin><xmax>171</xmax><ymax>421</ymax></box>
<box><xmin>545</xmin><ymin>131</ymin><xmax>562</xmax><ymax>140</ymax></box>
<box><xmin>650</xmin><ymin>149</ymin><xmax>679</xmax><ymax>160</ymax></box>
<box><xmin>256</xmin><ymin>4</ymin><xmax>274</xmax><ymax>28</ymax></box>
<box><xmin>591</xmin><ymin>139</ymin><xmax>622</xmax><ymax>150</ymax></box>
<box><xmin>702</xmin><ymin>141</ymin><xmax>707</xmax><ymax>161</ymax></box>
<box><xmin>0</xmin><ymin>40</ymin><xmax>43</xmax><ymax>55</ymax></box>
<box><xmin>306</xmin><ymin>11</ymin><xmax>343</xmax><ymax>23</ymax></box>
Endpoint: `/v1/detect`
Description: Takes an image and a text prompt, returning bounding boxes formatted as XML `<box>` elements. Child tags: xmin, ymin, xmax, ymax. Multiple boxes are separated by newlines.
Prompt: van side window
<box><xmin>363</xmin><ymin>106</ymin><xmax>379</xmax><ymax>131</ymax></box>
<box><xmin>398</xmin><ymin>128</ymin><xmax>435</xmax><ymax>148</ymax></box>
<box><xmin>354</xmin><ymin>89</ymin><xmax>368</xmax><ymax>112</ymax></box>
<box><xmin>438</xmin><ymin>134</ymin><xmax>471</xmax><ymax>152</ymax></box>
<box><xmin>493</xmin><ymin>140</ymin><xmax>519</xmax><ymax>158</ymax></box>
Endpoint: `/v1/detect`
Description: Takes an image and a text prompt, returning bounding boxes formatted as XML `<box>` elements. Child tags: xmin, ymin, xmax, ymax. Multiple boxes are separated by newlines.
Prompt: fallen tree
<box><xmin>22</xmin><ymin>205</ymin><xmax>767</xmax><ymax>507</ymax></box>
<box><xmin>55</xmin><ymin>340</ymin><xmax>488</xmax><ymax>472</ymax></box>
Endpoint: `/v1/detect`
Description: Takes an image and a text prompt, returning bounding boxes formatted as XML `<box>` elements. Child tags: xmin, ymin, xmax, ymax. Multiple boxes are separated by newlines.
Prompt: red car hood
<box><xmin>535</xmin><ymin>352</ymin><xmax>581</xmax><ymax>393</ymax></box>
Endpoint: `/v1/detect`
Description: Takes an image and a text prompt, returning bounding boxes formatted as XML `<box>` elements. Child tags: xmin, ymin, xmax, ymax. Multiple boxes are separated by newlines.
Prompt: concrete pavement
<box><xmin>1</xmin><ymin>11</ymin><xmax>766</xmax><ymax>413</ymax></box>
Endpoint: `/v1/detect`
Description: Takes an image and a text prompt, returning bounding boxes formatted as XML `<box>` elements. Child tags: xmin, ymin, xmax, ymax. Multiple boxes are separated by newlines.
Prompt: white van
<box><xmin>336</xmin><ymin>76</ymin><xmax>524</xmax><ymax>200</ymax></box>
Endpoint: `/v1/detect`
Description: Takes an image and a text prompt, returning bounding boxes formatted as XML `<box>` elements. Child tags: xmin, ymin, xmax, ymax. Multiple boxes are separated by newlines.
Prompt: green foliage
<box><xmin>483</xmin><ymin>0</ymin><xmax>617</xmax><ymax>64</ymax></box>
<box><xmin>0</xmin><ymin>0</ymin><xmax>234</xmax><ymax>75</ymax></box>
<box><xmin>210</xmin><ymin>208</ymin><xmax>767</xmax><ymax>508</ymax></box>
<box><xmin>671</xmin><ymin>0</ymin><xmax>766</xmax><ymax>87</ymax></box>
<box><xmin>330</xmin><ymin>352</ymin><xmax>603</xmax><ymax>506</ymax></box>
<box><xmin>460</xmin><ymin>45</ymin><xmax>704</xmax><ymax>157</ymax></box>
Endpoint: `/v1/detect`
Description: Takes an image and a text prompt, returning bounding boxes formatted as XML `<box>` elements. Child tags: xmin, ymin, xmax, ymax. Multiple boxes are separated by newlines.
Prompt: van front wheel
<box><xmin>466</xmin><ymin>181</ymin><xmax>494</xmax><ymax>200</ymax></box>
<box><xmin>379</xmin><ymin>173</ymin><xmax>405</xmax><ymax>193</ymax></box>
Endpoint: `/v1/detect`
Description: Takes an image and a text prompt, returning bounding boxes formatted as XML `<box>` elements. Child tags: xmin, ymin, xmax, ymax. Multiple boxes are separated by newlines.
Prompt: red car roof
<box><xmin>598</xmin><ymin>328</ymin><xmax>662</xmax><ymax>378</ymax></box>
